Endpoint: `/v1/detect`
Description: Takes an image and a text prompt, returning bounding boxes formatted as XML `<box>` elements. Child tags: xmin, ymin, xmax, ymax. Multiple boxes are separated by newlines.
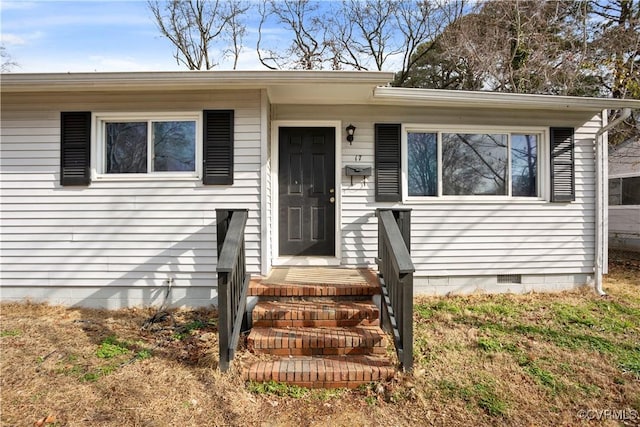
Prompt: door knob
<box><xmin>329</xmin><ymin>197</ymin><xmax>335</xmax><ymax>203</ymax></box>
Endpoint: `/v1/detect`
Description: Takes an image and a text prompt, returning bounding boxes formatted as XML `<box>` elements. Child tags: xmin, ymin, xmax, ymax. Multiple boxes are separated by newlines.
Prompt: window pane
<box><xmin>105</xmin><ymin>122</ymin><xmax>147</xmax><ymax>173</ymax></box>
<box><xmin>609</xmin><ymin>178</ymin><xmax>622</xmax><ymax>205</ymax></box>
<box><xmin>621</xmin><ymin>176</ymin><xmax>640</xmax><ymax>205</ymax></box>
<box><xmin>153</xmin><ymin>121</ymin><xmax>196</xmax><ymax>172</ymax></box>
<box><xmin>442</xmin><ymin>133</ymin><xmax>507</xmax><ymax>195</ymax></box>
<box><xmin>408</xmin><ymin>132</ymin><xmax>437</xmax><ymax>196</ymax></box>
<box><xmin>511</xmin><ymin>134</ymin><xmax>538</xmax><ymax>197</ymax></box>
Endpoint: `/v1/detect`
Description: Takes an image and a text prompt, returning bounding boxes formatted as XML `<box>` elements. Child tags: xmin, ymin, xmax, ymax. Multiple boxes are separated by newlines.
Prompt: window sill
<box><xmin>93</xmin><ymin>174</ymin><xmax>200</xmax><ymax>182</ymax></box>
<box><xmin>402</xmin><ymin>197</ymin><xmax>547</xmax><ymax>204</ymax></box>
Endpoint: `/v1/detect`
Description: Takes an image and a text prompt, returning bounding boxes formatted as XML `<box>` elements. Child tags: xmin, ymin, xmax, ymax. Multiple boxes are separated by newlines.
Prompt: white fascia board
<box><xmin>373</xmin><ymin>87</ymin><xmax>640</xmax><ymax>112</ymax></box>
<box><xmin>266</xmin><ymin>83</ymin><xmax>379</xmax><ymax>105</ymax></box>
<box><xmin>0</xmin><ymin>70</ymin><xmax>395</xmax><ymax>93</ymax></box>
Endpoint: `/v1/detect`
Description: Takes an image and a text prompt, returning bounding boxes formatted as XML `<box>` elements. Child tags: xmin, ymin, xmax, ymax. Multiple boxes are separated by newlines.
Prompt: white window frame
<box><xmin>92</xmin><ymin>112</ymin><xmax>202</xmax><ymax>181</ymax></box>
<box><xmin>401</xmin><ymin>124</ymin><xmax>549</xmax><ymax>202</ymax></box>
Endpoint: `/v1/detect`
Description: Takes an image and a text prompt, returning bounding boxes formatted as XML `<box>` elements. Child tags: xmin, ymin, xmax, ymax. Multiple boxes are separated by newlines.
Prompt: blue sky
<box><xmin>1</xmin><ymin>0</ymin><xmax>269</xmax><ymax>72</ymax></box>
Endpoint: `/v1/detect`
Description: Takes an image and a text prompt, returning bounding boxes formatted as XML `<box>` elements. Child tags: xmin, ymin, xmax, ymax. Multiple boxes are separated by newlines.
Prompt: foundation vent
<box><xmin>497</xmin><ymin>274</ymin><xmax>522</xmax><ymax>284</ymax></box>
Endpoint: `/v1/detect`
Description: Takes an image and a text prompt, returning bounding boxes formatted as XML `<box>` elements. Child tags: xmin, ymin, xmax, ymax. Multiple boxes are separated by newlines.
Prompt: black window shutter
<box><xmin>550</xmin><ymin>127</ymin><xmax>575</xmax><ymax>202</ymax></box>
<box><xmin>203</xmin><ymin>110</ymin><xmax>234</xmax><ymax>185</ymax></box>
<box><xmin>375</xmin><ymin>123</ymin><xmax>402</xmax><ymax>202</ymax></box>
<box><xmin>60</xmin><ymin>111</ymin><xmax>91</xmax><ymax>186</ymax></box>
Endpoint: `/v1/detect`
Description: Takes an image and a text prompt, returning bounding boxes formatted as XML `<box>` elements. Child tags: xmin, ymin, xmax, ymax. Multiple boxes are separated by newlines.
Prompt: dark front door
<box><xmin>279</xmin><ymin>127</ymin><xmax>335</xmax><ymax>256</ymax></box>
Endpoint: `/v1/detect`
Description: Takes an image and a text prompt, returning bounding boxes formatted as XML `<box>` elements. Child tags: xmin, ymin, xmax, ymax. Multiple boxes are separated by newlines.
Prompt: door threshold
<box><xmin>273</xmin><ymin>256</ymin><xmax>341</xmax><ymax>267</ymax></box>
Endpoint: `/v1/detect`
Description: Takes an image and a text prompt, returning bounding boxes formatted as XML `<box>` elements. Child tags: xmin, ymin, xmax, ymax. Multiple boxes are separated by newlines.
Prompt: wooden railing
<box><xmin>376</xmin><ymin>209</ymin><xmax>414</xmax><ymax>371</ymax></box>
<box><xmin>216</xmin><ymin>209</ymin><xmax>250</xmax><ymax>371</ymax></box>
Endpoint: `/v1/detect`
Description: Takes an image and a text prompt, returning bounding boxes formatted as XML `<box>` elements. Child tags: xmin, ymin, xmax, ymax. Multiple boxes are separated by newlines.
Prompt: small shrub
<box><xmin>96</xmin><ymin>336</ymin><xmax>130</xmax><ymax>359</ymax></box>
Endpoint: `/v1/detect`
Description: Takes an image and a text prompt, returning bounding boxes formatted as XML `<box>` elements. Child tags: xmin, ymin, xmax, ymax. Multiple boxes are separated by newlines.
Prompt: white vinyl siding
<box><xmin>0</xmin><ymin>90</ymin><xmax>263</xmax><ymax>306</ymax></box>
<box><xmin>274</xmin><ymin>104</ymin><xmax>600</xmax><ymax>277</ymax></box>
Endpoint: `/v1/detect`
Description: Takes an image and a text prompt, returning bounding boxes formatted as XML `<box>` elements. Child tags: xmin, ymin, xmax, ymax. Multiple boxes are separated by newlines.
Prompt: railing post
<box><xmin>377</xmin><ymin>208</ymin><xmax>411</xmax><ymax>260</ymax></box>
<box><xmin>216</xmin><ymin>209</ymin><xmax>231</xmax><ymax>256</ymax></box>
<box><xmin>218</xmin><ymin>272</ymin><xmax>230</xmax><ymax>371</ymax></box>
<box><xmin>376</xmin><ymin>209</ymin><xmax>383</xmax><ymax>265</ymax></box>
<box><xmin>400</xmin><ymin>272</ymin><xmax>413</xmax><ymax>371</ymax></box>
<box><xmin>392</xmin><ymin>209</ymin><xmax>411</xmax><ymax>254</ymax></box>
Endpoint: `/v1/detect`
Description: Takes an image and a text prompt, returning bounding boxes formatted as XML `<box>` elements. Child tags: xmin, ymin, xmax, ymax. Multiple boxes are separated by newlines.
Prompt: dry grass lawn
<box><xmin>1</xmin><ymin>254</ymin><xmax>639</xmax><ymax>426</ymax></box>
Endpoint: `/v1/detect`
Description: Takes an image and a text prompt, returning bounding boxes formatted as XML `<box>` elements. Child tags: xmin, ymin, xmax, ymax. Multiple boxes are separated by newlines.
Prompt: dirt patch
<box><xmin>609</xmin><ymin>249</ymin><xmax>640</xmax><ymax>273</ymax></box>
<box><xmin>1</xmin><ymin>255</ymin><xmax>639</xmax><ymax>426</ymax></box>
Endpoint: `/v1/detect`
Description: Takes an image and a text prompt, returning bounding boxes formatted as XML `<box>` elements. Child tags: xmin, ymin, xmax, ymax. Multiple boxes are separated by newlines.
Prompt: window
<box><xmin>512</xmin><ymin>134</ymin><xmax>538</xmax><ymax>197</ymax></box>
<box><xmin>407</xmin><ymin>132</ymin><xmax>437</xmax><ymax>196</ymax></box>
<box><xmin>442</xmin><ymin>133</ymin><xmax>508</xmax><ymax>195</ymax></box>
<box><xmin>405</xmin><ymin>128</ymin><xmax>540</xmax><ymax>199</ymax></box>
<box><xmin>97</xmin><ymin>113</ymin><xmax>199</xmax><ymax>178</ymax></box>
<box><xmin>609</xmin><ymin>176</ymin><xmax>640</xmax><ymax>205</ymax></box>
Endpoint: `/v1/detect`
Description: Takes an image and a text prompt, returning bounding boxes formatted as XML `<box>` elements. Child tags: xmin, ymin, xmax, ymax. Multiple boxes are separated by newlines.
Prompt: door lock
<box><xmin>329</xmin><ymin>188</ymin><xmax>335</xmax><ymax>193</ymax></box>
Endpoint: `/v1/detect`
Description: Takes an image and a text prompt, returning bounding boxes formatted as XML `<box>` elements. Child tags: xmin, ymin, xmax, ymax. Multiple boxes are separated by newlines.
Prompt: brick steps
<box><xmin>249</xmin><ymin>280</ymin><xmax>380</xmax><ymax>297</ymax></box>
<box><xmin>243</xmin><ymin>269</ymin><xmax>395</xmax><ymax>389</ymax></box>
<box><xmin>247</xmin><ymin>326</ymin><xmax>387</xmax><ymax>356</ymax></box>
<box><xmin>246</xmin><ymin>356</ymin><xmax>395</xmax><ymax>389</ymax></box>
<box><xmin>252</xmin><ymin>300</ymin><xmax>379</xmax><ymax>327</ymax></box>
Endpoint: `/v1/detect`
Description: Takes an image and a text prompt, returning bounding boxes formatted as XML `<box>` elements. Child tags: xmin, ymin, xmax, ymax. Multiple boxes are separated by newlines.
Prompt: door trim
<box><xmin>271</xmin><ymin>120</ymin><xmax>342</xmax><ymax>265</ymax></box>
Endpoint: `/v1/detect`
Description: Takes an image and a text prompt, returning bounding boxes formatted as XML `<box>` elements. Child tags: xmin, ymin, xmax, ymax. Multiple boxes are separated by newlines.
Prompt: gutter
<box><xmin>593</xmin><ymin>108</ymin><xmax>633</xmax><ymax>296</ymax></box>
<box><xmin>373</xmin><ymin>87</ymin><xmax>640</xmax><ymax>111</ymax></box>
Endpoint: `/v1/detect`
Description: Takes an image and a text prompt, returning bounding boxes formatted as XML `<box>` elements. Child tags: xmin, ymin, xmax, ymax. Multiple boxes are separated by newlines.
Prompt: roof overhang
<box><xmin>0</xmin><ymin>70</ymin><xmax>395</xmax><ymax>105</ymax></box>
<box><xmin>2</xmin><ymin>71</ymin><xmax>639</xmax><ymax>111</ymax></box>
<box><xmin>373</xmin><ymin>87</ymin><xmax>640</xmax><ymax>112</ymax></box>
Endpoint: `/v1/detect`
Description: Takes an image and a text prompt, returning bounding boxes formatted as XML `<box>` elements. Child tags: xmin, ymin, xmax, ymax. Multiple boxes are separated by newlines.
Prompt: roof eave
<box><xmin>372</xmin><ymin>87</ymin><xmax>640</xmax><ymax>111</ymax></box>
<box><xmin>0</xmin><ymin>70</ymin><xmax>395</xmax><ymax>93</ymax></box>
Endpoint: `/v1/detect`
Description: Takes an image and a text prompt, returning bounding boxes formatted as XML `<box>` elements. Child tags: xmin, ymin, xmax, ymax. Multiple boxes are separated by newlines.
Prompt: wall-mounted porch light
<box><xmin>346</xmin><ymin>124</ymin><xmax>356</xmax><ymax>144</ymax></box>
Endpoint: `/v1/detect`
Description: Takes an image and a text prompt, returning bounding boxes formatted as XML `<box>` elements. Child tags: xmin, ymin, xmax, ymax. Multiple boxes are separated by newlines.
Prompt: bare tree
<box><xmin>255</xmin><ymin>0</ymin><xmax>465</xmax><ymax>79</ymax></box>
<box><xmin>394</xmin><ymin>0</ymin><xmax>467</xmax><ymax>85</ymax></box>
<box><xmin>257</xmin><ymin>0</ymin><xmax>328</xmax><ymax>70</ymax></box>
<box><xmin>223</xmin><ymin>1</ymin><xmax>249</xmax><ymax>70</ymax></box>
<box><xmin>589</xmin><ymin>0</ymin><xmax>639</xmax><ymax>145</ymax></box>
<box><xmin>407</xmin><ymin>1</ymin><xmax>599</xmax><ymax>95</ymax></box>
<box><xmin>326</xmin><ymin>0</ymin><xmax>401</xmax><ymax>71</ymax></box>
<box><xmin>256</xmin><ymin>1</ymin><xmax>278</xmax><ymax>70</ymax></box>
<box><xmin>1</xmin><ymin>45</ymin><xmax>19</xmax><ymax>73</ymax></box>
<box><xmin>590</xmin><ymin>0</ymin><xmax>639</xmax><ymax>100</ymax></box>
<box><xmin>322</xmin><ymin>1</ymin><xmax>466</xmax><ymax>84</ymax></box>
<box><xmin>148</xmin><ymin>0</ymin><xmax>247</xmax><ymax>70</ymax></box>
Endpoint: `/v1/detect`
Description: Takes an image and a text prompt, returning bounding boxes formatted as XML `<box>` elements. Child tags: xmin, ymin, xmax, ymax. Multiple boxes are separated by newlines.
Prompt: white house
<box><xmin>1</xmin><ymin>71</ymin><xmax>638</xmax><ymax>308</ymax></box>
<box><xmin>609</xmin><ymin>138</ymin><xmax>640</xmax><ymax>252</ymax></box>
